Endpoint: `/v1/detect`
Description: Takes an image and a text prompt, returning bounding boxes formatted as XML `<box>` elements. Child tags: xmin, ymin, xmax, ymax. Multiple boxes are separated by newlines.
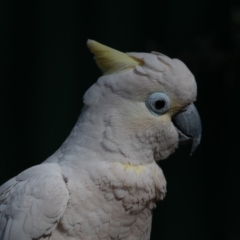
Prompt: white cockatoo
<box><xmin>0</xmin><ymin>40</ymin><xmax>201</xmax><ymax>240</ymax></box>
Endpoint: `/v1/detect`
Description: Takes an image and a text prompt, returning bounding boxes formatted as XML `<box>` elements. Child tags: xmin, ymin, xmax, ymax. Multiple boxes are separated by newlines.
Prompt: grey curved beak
<box><xmin>173</xmin><ymin>103</ymin><xmax>202</xmax><ymax>155</ymax></box>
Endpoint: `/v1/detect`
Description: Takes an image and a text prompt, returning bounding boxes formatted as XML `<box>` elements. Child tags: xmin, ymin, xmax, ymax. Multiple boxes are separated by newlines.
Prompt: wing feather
<box><xmin>0</xmin><ymin>163</ymin><xmax>69</xmax><ymax>240</ymax></box>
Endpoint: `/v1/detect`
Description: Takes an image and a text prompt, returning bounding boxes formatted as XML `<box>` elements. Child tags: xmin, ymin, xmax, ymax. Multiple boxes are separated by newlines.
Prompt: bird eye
<box><xmin>145</xmin><ymin>92</ymin><xmax>171</xmax><ymax>116</ymax></box>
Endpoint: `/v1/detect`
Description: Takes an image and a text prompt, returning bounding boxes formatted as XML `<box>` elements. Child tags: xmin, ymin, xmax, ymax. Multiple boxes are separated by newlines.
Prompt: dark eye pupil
<box><xmin>155</xmin><ymin>100</ymin><xmax>165</xmax><ymax>110</ymax></box>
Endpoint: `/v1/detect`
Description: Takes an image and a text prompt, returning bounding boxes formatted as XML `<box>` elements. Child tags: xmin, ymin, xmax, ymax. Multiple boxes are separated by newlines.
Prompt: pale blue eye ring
<box><xmin>145</xmin><ymin>92</ymin><xmax>171</xmax><ymax>116</ymax></box>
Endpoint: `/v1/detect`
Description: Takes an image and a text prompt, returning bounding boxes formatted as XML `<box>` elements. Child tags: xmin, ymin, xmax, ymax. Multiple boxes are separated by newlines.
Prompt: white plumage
<box><xmin>0</xmin><ymin>40</ymin><xmax>200</xmax><ymax>239</ymax></box>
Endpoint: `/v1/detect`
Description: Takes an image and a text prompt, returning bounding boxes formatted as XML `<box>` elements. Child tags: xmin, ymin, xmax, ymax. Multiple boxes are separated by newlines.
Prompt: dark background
<box><xmin>1</xmin><ymin>0</ymin><xmax>240</xmax><ymax>239</ymax></box>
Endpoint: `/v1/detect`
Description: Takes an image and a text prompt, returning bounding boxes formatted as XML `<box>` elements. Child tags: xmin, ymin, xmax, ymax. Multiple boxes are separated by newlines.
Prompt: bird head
<box><xmin>84</xmin><ymin>40</ymin><xmax>201</xmax><ymax>163</ymax></box>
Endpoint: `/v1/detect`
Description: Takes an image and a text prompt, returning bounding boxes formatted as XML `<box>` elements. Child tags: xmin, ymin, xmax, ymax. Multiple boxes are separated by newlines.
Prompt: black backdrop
<box><xmin>1</xmin><ymin>0</ymin><xmax>240</xmax><ymax>239</ymax></box>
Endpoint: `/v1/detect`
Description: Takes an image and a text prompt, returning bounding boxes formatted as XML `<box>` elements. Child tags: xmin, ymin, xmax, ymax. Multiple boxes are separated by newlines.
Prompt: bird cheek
<box><xmin>154</xmin><ymin>122</ymin><xmax>179</xmax><ymax>161</ymax></box>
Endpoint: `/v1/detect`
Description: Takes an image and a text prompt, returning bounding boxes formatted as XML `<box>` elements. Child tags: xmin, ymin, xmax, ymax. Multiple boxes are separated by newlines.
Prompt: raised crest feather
<box><xmin>87</xmin><ymin>40</ymin><xmax>143</xmax><ymax>74</ymax></box>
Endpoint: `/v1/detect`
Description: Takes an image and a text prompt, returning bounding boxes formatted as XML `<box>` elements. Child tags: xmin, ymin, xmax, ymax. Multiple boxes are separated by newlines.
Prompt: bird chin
<box><xmin>153</xmin><ymin>143</ymin><xmax>177</xmax><ymax>161</ymax></box>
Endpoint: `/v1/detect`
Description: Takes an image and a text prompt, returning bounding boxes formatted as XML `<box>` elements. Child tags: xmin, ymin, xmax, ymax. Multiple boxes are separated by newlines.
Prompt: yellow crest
<box><xmin>87</xmin><ymin>40</ymin><xmax>143</xmax><ymax>74</ymax></box>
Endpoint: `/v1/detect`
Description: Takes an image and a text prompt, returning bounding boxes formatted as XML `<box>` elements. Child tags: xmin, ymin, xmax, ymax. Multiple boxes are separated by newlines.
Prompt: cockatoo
<box><xmin>0</xmin><ymin>40</ymin><xmax>201</xmax><ymax>240</ymax></box>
